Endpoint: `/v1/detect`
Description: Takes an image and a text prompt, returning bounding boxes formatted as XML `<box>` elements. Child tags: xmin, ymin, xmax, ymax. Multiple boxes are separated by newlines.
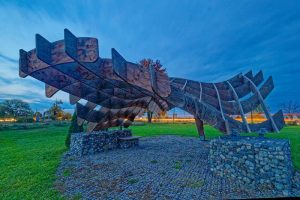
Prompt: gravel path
<box><xmin>55</xmin><ymin>135</ymin><xmax>300</xmax><ymax>199</ymax></box>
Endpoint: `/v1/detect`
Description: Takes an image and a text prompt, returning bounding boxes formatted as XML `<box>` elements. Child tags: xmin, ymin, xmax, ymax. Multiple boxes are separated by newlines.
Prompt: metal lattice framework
<box><xmin>19</xmin><ymin>29</ymin><xmax>285</xmax><ymax>135</ymax></box>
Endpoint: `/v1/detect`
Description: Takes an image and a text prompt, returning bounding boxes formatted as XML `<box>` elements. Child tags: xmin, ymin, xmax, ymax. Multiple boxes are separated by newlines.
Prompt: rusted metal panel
<box><xmin>201</xmin><ymin>93</ymin><xmax>220</xmax><ymax>110</ymax></box>
<box><xmin>36</xmin><ymin>34</ymin><xmax>52</xmax><ymax>65</ymax></box>
<box><xmin>149</xmin><ymin>64</ymin><xmax>158</xmax><ymax>93</ymax></box>
<box><xmin>112</xmin><ymin>48</ymin><xmax>127</xmax><ymax>79</ymax></box>
<box><xmin>85</xmin><ymin>101</ymin><xmax>97</xmax><ymax>110</ymax></box>
<box><xmin>27</xmin><ymin>49</ymin><xmax>49</xmax><ymax>73</ymax></box>
<box><xmin>77</xmin><ymin>116</ymin><xmax>85</xmax><ymax>126</ymax></box>
<box><xmin>64</xmin><ymin>28</ymin><xmax>78</xmax><ymax>60</ymax></box>
<box><xmin>241</xmin><ymin>76</ymin><xmax>274</xmax><ymax>114</ymax></box>
<box><xmin>87</xmin><ymin>122</ymin><xmax>98</xmax><ymax>132</ymax></box>
<box><xmin>45</xmin><ymin>84</ymin><xmax>59</xmax><ymax>98</ymax></box>
<box><xmin>260</xmin><ymin>76</ymin><xmax>274</xmax><ymax>99</ymax></box>
<box><xmin>76</xmin><ymin>98</ymin><xmax>150</xmax><ymax>123</ymax></box>
<box><xmin>64</xmin><ymin>29</ymin><xmax>99</xmax><ymax>63</ymax></box>
<box><xmin>226</xmin><ymin>73</ymin><xmax>243</xmax><ymax>88</ymax></box>
<box><xmin>241</xmin><ymin>93</ymin><xmax>260</xmax><ymax>114</ymax></box>
<box><xmin>252</xmin><ymin>70</ymin><xmax>264</xmax><ymax>86</ymax></box>
<box><xmin>171</xmin><ymin>77</ymin><xmax>186</xmax><ymax>85</ymax></box>
<box><xmin>69</xmin><ymin>94</ymin><xmax>80</xmax><ymax>105</ymax></box>
<box><xmin>244</xmin><ymin>74</ymin><xmax>279</xmax><ymax>132</ymax></box>
<box><xmin>245</xmin><ymin>70</ymin><xmax>253</xmax><ymax>80</ymax></box>
<box><xmin>19</xmin><ymin>49</ymin><xmax>29</xmax><ymax>78</ymax></box>
<box><xmin>226</xmin><ymin>81</ymin><xmax>251</xmax><ymax>133</ymax></box>
<box><xmin>249</xmin><ymin>110</ymin><xmax>285</xmax><ymax>132</ymax></box>
<box><xmin>234</xmin><ymin>82</ymin><xmax>251</xmax><ymax>98</ymax></box>
<box><xmin>91</xmin><ymin>106</ymin><xmax>144</xmax><ymax>130</ymax></box>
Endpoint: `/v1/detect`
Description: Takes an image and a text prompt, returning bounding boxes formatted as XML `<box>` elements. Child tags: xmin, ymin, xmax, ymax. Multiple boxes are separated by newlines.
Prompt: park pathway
<box><xmin>55</xmin><ymin>135</ymin><xmax>300</xmax><ymax>199</ymax></box>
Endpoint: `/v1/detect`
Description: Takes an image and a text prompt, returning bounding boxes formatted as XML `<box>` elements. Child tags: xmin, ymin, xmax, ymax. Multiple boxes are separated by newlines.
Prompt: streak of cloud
<box><xmin>0</xmin><ymin>0</ymin><xmax>299</xmax><ymax>112</ymax></box>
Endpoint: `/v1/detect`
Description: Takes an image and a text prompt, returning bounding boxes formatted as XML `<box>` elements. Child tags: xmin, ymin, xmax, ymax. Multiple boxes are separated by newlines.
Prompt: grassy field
<box><xmin>131</xmin><ymin>123</ymin><xmax>223</xmax><ymax>139</ymax></box>
<box><xmin>0</xmin><ymin>125</ymin><xmax>68</xmax><ymax>200</ymax></box>
<box><xmin>0</xmin><ymin>123</ymin><xmax>299</xmax><ymax>199</ymax></box>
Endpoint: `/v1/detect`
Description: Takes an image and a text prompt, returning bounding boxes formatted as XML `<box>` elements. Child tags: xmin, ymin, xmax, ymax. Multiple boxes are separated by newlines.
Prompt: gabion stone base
<box><xmin>118</xmin><ymin>136</ymin><xmax>140</xmax><ymax>149</ymax></box>
<box><xmin>209</xmin><ymin>136</ymin><xmax>293</xmax><ymax>196</ymax></box>
<box><xmin>70</xmin><ymin>130</ymin><xmax>136</xmax><ymax>156</ymax></box>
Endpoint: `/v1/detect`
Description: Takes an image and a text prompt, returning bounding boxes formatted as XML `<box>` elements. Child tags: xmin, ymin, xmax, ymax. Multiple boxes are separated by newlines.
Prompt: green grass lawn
<box><xmin>0</xmin><ymin>123</ymin><xmax>299</xmax><ymax>199</ymax></box>
<box><xmin>131</xmin><ymin>123</ymin><xmax>223</xmax><ymax>139</ymax></box>
<box><xmin>0</xmin><ymin>125</ymin><xmax>68</xmax><ymax>200</ymax></box>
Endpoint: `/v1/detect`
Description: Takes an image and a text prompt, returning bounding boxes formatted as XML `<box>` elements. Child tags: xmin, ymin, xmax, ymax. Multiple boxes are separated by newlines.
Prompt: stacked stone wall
<box><xmin>209</xmin><ymin>136</ymin><xmax>293</xmax><ymax>196</ymax></box>
<box><xmin>70</xmin><ymin>130</ymin><xmax>133</xmax><ymax>156</ymax></box>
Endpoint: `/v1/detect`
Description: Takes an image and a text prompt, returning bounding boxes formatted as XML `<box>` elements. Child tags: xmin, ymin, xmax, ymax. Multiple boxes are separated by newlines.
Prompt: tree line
<box><xmin>0</xmin><ymin>99</ymin><xmax>72</xmax><ymax>122</ymax></box>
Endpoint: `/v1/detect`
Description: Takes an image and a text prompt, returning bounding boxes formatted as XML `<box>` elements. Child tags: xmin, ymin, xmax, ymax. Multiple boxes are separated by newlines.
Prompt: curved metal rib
<box><xmin>243</xmin><ymin>75</ymin><xmax>279</xmax><ymax>133</ymax></box>
<box><xmin>199</xmin><ymin>82</ymin><xmax>202</xmax><ymax>102</ymax></box>
<box><xmin>182</xmin><ymin>80</ymin><xmax>188</xmax><ymax>91</ymax></box>
<box><xmin>226</xmin><ymin>81</ymin><xmax>251</xmax><ymax>133</ymax></box>
<box><xmin>213</xmin><ymin>83</ymin><xmax>225</xmax><ymax>120</ymax></box>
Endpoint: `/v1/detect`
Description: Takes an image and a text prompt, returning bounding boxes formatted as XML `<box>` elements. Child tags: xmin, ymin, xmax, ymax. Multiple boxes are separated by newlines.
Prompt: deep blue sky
<box><xmin>0</xmin><ymin>0</ymin><xmax>299</xmax><ymax>114</ymax></box>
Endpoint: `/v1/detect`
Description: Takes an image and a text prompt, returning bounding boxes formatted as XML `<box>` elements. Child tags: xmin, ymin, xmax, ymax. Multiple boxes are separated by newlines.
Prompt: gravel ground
<box><xmin>55</xmin><ymin>135</ymin><xmax>300</xmax><ymax>199</ymax></box>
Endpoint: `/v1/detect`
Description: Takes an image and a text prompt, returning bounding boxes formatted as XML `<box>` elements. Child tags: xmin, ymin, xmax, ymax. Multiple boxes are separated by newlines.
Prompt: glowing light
<box><xmin>136</xmin><ymin>117</ymin><xmax>196</xmax><ymax>123</ymax></box>
<box><xmin>0</xmin><ymin>118</ymin><xmax>17</xmax><ymax>122</ymax></box>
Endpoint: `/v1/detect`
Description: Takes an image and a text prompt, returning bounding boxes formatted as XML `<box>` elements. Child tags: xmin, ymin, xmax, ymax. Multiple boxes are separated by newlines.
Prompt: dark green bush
<box><xmin>16</xmin><ymin>117</ymin><xmax>34</xmax><ymax>123</ymax></box>
<box><xmin>65</xmin><ymin>112</ymin><xmax>83</xmax><ymax>148</ymax></box>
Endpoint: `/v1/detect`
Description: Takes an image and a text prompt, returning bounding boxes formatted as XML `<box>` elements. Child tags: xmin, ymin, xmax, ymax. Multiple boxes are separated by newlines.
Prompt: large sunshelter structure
<box><xmin>19</xmin><ymin>29</ymin><xmax>285</xmax><ymax>137</ymax></box>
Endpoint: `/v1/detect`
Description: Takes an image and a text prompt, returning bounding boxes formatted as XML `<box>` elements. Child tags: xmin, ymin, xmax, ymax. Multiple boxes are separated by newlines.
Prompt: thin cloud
<box><xmin>0</xmin><ymin>0</ymin><xmax>299</xmax><ymax>112</ymax></box>
<box><xmin>0</xmin><ymin>53</ymin><xmax>18</xmax><ymax>63</ymax></box>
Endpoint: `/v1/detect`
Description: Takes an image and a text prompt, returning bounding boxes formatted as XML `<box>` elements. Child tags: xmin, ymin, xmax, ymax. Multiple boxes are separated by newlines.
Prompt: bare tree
<box><xmin>280</xmin><ymin>100</ymin><xmax>300</xmax><ymax>119</ymax></box>
<box><xmin>48</xmin><ymin>99</ymin><xmax>63</xmax><ymax>120</ymax></box>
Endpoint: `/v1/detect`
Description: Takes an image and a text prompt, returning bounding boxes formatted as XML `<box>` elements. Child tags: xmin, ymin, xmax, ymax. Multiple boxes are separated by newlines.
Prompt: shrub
<box><xmin>16</xmin><ymin>117</ymin><xmax>34</xmax><ymax>123</ymax></box>
<box><xmin>286</xmin><ymin>121</ymin><xmax>299</xmax><ymax>126</ymax></box>
<box><xmin>65</xmin><ymin>112</ymin><xmax>83</xmax><ymax>148</ymax></box>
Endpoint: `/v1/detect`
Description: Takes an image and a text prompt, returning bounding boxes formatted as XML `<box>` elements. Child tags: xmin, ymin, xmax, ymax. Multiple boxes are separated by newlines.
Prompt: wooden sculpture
<box><xmin>19</xmin><ymin>29</ymin><xmax>285</xmax><ymax>136</ymax></box>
